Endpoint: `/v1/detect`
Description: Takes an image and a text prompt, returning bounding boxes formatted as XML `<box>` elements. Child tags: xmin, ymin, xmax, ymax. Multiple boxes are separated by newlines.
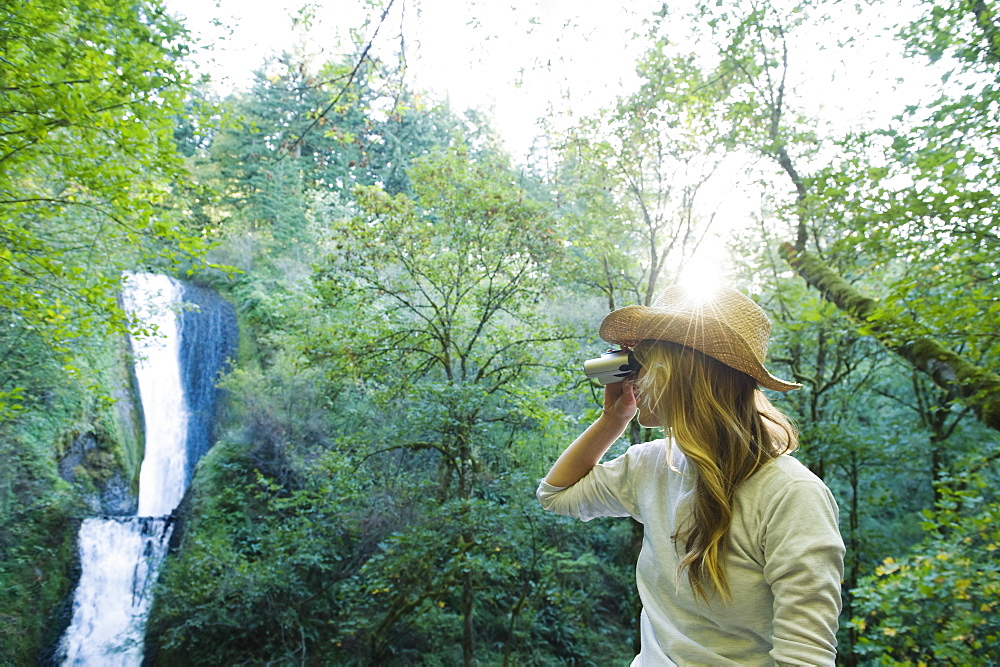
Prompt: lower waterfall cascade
<box><xmin>56</xmin><ymin>273</ymin><xmax>236</xmax><ymax>665</ymax></box>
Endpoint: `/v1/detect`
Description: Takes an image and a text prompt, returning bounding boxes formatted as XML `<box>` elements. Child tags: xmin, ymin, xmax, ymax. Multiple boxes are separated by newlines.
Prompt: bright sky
<box><xmin>163</xmin><ymin>0</ymin><xmax>936</xmax><ymax>154</ymax></box>
<box><xmin>164</xmin><ymin>0</ymin><xmax>660</xmax><ymax>159</ymax></box>
<box><xmin>162</xmin><ymin>0</ymin><xmax>942</xmax><ymax>284</ymax></box>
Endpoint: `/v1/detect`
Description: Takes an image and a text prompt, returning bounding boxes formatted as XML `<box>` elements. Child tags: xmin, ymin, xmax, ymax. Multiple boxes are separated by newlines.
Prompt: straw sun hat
<box><xmin>599</xmin><ymin>284</ymin><xmax>801</xmax><ymax>392</ymax></box>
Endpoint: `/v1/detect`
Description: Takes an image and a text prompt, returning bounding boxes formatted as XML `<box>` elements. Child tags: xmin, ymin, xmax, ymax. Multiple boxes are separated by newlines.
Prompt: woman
<box><xmin>537</xmin><ymin>284</ymin><xmax>845</xmax><ymax>666</ymax></box>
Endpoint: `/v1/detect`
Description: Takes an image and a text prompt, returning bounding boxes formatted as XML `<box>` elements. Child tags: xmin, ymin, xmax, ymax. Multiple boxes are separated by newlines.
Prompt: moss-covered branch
<box><xmin>780</xmin><ymin>243</ymin><xmax>1000</xmax><ymax>433</ymax></box>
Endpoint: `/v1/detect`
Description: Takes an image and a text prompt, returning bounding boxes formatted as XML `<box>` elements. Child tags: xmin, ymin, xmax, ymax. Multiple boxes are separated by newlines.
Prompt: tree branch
<box><xmin>277</xmin><ymin>0</ymin><xmax>398</xmax><ymax>159</ymax></box>
<box><xmin>781</xmin><ymin>242</ymin><xmax>1000</xmax><ymax>432</ymax></box>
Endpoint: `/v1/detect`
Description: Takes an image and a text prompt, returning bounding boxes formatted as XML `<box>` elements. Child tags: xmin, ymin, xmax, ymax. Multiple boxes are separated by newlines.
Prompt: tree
<box><xmin>774</xmin><ymin>0</ymin><xmax>1000</xmax><ymax>435</ymax></box>
<box><xmin>201</xmin><ymin>50</ymin><xmax>462</xmax><ymax>314</ymax></box>
<box><xmin>311</xmin><ymin>143</ymin><xmax>574</xmax><ymax>664</ymax></box>
<box><xmin>0</xmin><ymin>0</ymin><xmax>212</xmax><ymax>416</ymax></box>
<box><xmin>779</xmin><ymin>246</ymin><xmax>1000</xmax><ymax>432</ymax></box>
<box><xmin>556</xmin><ymin>46</ymin><xmax>726</xmax><ymax>311</ymax></box>
<box><xmin>657</xmin><ymin>0</ymin><xmax>1000</xmax><ymax>434</ymax></box>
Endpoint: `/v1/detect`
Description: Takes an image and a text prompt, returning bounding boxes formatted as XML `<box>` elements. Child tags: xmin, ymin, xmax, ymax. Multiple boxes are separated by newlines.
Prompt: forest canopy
<box><xmin>0</xmin><ymin>0</ymin><xmax>998</xmax><ymax>664</ymax></box>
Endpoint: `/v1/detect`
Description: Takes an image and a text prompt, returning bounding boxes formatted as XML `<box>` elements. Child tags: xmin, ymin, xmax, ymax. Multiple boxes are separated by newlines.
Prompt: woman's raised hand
<box><xmin>543</xmin><ymin>378</ymin><xmax>638</xmax><ymax>487</ymax></box>
<box><xmin>603</xmin><ymin>379</ymin><xmax>638</xmax><ymax>425</ymax></box>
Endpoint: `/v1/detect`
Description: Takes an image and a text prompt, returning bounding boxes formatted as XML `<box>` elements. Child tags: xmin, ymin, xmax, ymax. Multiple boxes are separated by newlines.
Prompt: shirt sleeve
<box><xmin>535</xmin><ymin>444</ymin><xmax>648</xmax><ymax>522</ymax></box>
<box><xmin>761</xmin><ymin>479</ymin><xmax>845</xmax><ymax>666</ymax></box>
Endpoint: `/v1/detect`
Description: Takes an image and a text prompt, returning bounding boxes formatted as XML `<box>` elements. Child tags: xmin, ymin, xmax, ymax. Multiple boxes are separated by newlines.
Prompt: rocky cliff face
<box><xmin>57</xmin><ymin>334</ymin><xmax>145</xmax><ymax>516</ymax></box>
<box><xmin>54</xmin><ymin>280</ymin><xmax>238</xmax><ymax>517</ymax></box>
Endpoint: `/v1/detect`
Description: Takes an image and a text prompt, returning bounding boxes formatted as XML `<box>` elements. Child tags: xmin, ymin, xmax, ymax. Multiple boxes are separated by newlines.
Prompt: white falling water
<box><xmin>58</xmin><ymin>273</ymin><xmax>189</xmax><ymax>665</ymax></box>
<box><xmin>57</xmin><ymin>518</ymin><xmax>173</xmax><ymax>665</ymax></box>
<box><xmin>128</xmin><ymin>273</ymin><xmax>189</xmax><ymax>517</ymax></box>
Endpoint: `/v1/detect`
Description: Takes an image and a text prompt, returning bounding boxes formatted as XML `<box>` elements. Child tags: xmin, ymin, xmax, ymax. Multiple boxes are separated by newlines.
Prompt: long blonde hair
<box><xmin>633</xmin><ymin>340</ymin><xmax>798</xmax><ymax>602</ymax></box>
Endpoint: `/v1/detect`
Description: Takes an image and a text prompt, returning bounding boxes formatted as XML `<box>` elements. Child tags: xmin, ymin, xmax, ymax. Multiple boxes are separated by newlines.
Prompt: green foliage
<box><xmin>0</xmin><ymin>482</ymin><xmax>78</xmax><ymax>662</ymax></box>
<box><xmin>314</xmin><ymin>144</ymin><xmax>571</xmax><ymax>395</ymax></box>
<box><xmin>308</xmin><ymin>144</ymin><xmax>607</xmax><ymax>661</ymax></box>
<box><xmin>899</xmin><ymin>0</ymin><xmax>1000</xmax><ymax>67</ymax></box>
<box><xmin>850</xmin><ymin>471</ymin><xmax>1000</xmax><ymax>664</ymax></box>
<box><xmin>202</xmin><ymin>53</ymin><xmax>459</xmax><ymax>273</ymax></box>
<box><xmin>0</xmin><ymin>0</ymin><xmax>214</xmax><ymax>414</ymax></box>
<box><xmin>149</xmin><ymin>361</ymin><xmax>634</xmax><ymax>665</ymax></box>
<box><xmin>344</xmin><ymin>497</ymin><xmax>635</xmax><ymax>665</ymax></box>
<box><xmin>149</xmin><ymin>104</ymin><xmax>640</xmax><ymax>661</ymax></box>
<box><xmin>801</xmin><ymin>1</ymin><xmax>1000</xmax><ymax>369</ymax></box>
<box><xmin>0</xmin><ymin>328</ymin><xmax>140</xmax><ymax>662</ymax></box>
<box><xmin>148</xmin><ymin>440</ymin><xmax>369</xmax><ymax>664</ymax></box>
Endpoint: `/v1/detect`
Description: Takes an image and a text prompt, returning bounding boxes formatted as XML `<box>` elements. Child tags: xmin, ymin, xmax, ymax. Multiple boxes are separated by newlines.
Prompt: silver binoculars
<box><xmin>583</xmin><ymin>349</ymin><xmax>641</xmax><ymax>385</ymax></box>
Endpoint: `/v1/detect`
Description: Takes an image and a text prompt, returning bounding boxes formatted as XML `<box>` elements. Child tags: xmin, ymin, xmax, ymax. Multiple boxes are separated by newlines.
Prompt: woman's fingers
<box><xmin>604</xmin><ymin>380</ymin><xmax>637</xmax><ymax>421</ymax></box>
<box><xmin>619</xmin><ymin>380</ymin><xmax>637</xmax><ymax>413</ymax></box>
<box><xmin>603</xmin><ymin>379</ymin><xmax>624</xmax><ymax>408</ymax></box>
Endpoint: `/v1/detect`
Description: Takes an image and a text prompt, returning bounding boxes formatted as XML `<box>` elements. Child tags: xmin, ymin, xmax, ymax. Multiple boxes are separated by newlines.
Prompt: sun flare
<box><xmin>676</xmin><ymin>258</ymin><xmax>726</xmax><ymax>304</ymax></box>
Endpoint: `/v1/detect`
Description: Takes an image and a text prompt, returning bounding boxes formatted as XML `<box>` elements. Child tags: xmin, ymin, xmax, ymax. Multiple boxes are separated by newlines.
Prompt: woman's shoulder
<box><xmin>626</xmin><ymin>437</ymin><xmax>669</xmax><ymax>454</ymax></box>
<box><xmin>767</xmin><ymin>453</ymin><xmax>824</xmax><ymax>481</ymax></box>
<box><xmin>744</xmin><ymin>454</ymin><xmax>830</xmax><ymax>495</ymax></box>
<box><xmin>608</xmin><ymin>437</ymin><xmax>674</xmax><ymax>475</ymax></box>
<box><xmin>738</xmin><ymin>456</ymin><xmax>840</xmax><ymax>533</ymax></box>
<box><xmin>624</xmin><ymin>437</ymin><xmax>675</xmax><ymax>462</ymax></box>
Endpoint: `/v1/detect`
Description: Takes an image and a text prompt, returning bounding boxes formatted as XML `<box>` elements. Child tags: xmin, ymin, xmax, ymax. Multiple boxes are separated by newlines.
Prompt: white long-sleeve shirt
<box><xmin>537</xmin><ymin>438</ymin><xmax>845</xmax><ymax>666</ymax></box>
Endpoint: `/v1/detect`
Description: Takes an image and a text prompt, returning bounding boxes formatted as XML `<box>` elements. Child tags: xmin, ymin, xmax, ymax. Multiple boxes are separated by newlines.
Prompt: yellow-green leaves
<box><xmin>0</xmin><ymin>0</ymin><xmax>210</xmax><ymax>414</ymax></box>
<box><xmin>851</xmin><ymin>482</ymin><xmax>1000</xmax><ymax>664</ymax></box>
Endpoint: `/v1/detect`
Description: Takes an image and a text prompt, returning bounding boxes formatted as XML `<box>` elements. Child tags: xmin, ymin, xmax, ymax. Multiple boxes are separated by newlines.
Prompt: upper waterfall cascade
<box><xmin>57</xmin><ymin>272</ymin><xmax>237</xmax><ymax>665</ymax></box>
<box><xmin>130</xmin><ymin>273</ymin><xmax>189</xmax><ymax>518</ymax></box>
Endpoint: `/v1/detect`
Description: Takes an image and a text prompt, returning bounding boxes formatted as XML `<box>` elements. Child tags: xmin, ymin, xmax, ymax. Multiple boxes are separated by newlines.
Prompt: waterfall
<box><xmin>130</xmin><ymin>274</ymin><xmax>189</xmax><ymax>518</ymax></box>
<box><xmin>56</xmin><ymin>272</ymin><xmax>236</xmax><ymax>665</ymax></box>
<box><xmin>56</xmin><ymin>517</ymin><xmax>173</xmax><ymax>665</ymax></box>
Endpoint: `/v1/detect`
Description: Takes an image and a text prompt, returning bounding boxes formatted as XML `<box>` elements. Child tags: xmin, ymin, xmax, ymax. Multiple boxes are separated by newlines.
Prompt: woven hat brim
<box><xmin>599</xmin><ymin>305</ymin><xmax>801</xmax><ymax>392</ymax></box>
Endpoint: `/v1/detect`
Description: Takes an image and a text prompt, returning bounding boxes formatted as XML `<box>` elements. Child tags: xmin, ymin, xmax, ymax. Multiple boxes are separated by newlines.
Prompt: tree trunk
<box><xmin>627</xmin><ymin>420</ymin><xmax>647</xmax><ymax>654</ymax></box>
<box><xmin>462</xmin><ymin>568</ymin><xmax>474</xmax><ymax>667</ymax></box>
<box><xmin>630</xmin><ymin>519</ymin><xmax>643</xmax><ymax>655</ymax></box>
<box><xmin>840</xmin><ymin>449</ymin><xmax>861</xmax><ymax>667</ymax></box>
<box><xmin>457</xmin><ymin>429</ymin><xmax>475</xmax><ymax>667</ymax></box>
<box><xmin>780</xmin><ymin>243</ymin><xmax>1000</xmax><ymax>433</ymax></box>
